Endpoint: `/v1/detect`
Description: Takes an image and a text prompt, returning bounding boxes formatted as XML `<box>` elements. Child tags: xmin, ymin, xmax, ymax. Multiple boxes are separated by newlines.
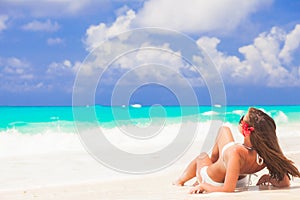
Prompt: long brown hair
<box><xmin>247</xmin><ymin>107</ymin><xmax>300</xmax><ymax>181</ymax></box>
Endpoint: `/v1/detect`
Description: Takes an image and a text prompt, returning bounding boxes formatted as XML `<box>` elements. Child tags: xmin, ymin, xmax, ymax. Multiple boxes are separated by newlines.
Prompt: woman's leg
<box><xmin>173</xmin><ymin>152</ymin><xmax>212</xmax><ymax>186</ymax></box>
<box><xmin>174</xmin><ymin>126</ymin><xmax>235</xmax><ymax>186</ymax></box>
<box><xmin>215</xmin><ymin>126</ymin><xmax>235</xmax><ymax>154</ymax></box>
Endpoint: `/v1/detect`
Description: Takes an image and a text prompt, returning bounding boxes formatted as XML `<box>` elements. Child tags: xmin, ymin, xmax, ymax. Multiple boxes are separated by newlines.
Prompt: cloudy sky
<box><xmin>0</xmin><ymin>0</ymin><xmax>299</xmax><ymax>106</ymax></box>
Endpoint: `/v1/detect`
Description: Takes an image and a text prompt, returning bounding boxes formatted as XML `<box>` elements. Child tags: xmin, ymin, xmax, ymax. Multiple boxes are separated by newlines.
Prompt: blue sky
<box><xmin>0</xmin><ymin>0</ymin><xmax>299</xmax><ymax>106</ymax></box>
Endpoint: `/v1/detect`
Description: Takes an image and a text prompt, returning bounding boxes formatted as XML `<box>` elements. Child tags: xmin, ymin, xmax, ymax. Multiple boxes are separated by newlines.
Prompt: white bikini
<box><xmin>222</xmin><ymin>142</ymin><xmax>264</xmax><ymax>166</ymax></box>
<box><xmin>200</xmin><ymin>142</ymin><xmax>263</xmax><ymax>188</ymax></box>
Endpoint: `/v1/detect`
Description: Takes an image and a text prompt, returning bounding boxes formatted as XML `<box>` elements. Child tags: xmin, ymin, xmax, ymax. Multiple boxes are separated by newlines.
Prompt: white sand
<box><xmin>1</xmin><ymin>166</ymin><xmax>300</xmax><ymax>200</ymax></box>
<box><xmin>1</xmin><ymin>138</ymin><xmax>300</xmax><ymax>200</ymax></box>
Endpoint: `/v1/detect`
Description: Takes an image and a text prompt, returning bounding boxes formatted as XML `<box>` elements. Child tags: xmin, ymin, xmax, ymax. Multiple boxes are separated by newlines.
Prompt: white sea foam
<box><xmin>202</xmin><ymin>111</ymin><xmax>219</xmax><ymax>116</ymax></box>
<box><xmin>0</xmin><ymin>119</ymin><xmax>299</xmax><ymax>191</ymax></box>
<box><xmin>274</xmin><ymin>110</ymin><xmax>289</xmax><ymax>123</ymax></box>
<box><xmin>0</xmin><ymin>129</ymin><xmax>84</xmax><ymax>158</ymax></box>
<box><xmin>0</xmin><ymin>120</ymin><xmax>218</xmax><ymax>158</ymax></box>
<box><xmin>232</xmin><ymin>110</ymin><xmax>245</xmax><ymax>115</ymax></box>
<box><xmin>0</xmin><ymin>119</ymin><xmax>299</xmax><ymax>159</ymax></box>
<box><xmin>213</xmin><ymin>104</ymin><xmax>222</xmax><ymax>108</ymax></box>
<box><xmin>130</xmin><ymin>104</ymin><xmax>142</xmax><ymax>108</ymax></box>
<box><xmin>100</xmin><ymin>121</ymin><xmax>215</xmax><ymax>154</ymax></box>
<box><xmin>1</xmin><ymin>106</ymin><xmax>299</xmax><ymax>191</ymax></box>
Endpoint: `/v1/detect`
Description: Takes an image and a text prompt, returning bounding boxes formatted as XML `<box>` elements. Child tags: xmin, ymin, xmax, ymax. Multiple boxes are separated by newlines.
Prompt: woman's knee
<box><xmin>197</xmin><ymin>152</ymin><xmax>209</xmax><ymax>160</ymax></box>
<box><xmin>218</xmin><ymin>126</ymin><xmax>233</xmax><ymax>137</ymax></box>
<box><xmin>196</xmin><ymin>152</ymin><xmax>212</xmax><ymax>166</ymax></box>
<box><xmin>217</xmin><ymin>126</ymin><xmax>234</xmax><ymax>144</ymax></box>
<box><xmin>219</xmin><ymin>126</ymin><xmax>231</xmax><ymax>133</ymax></box>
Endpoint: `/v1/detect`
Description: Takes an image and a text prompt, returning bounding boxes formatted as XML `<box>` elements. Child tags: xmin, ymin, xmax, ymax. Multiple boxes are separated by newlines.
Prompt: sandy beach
<box><xmin>1</xmin><ymin>160</ymin><xmax>300</xmax><ymax>200</ymax></box>
<box><xmin>1</xmin><ymin>135</ymin><xmax>300</xmax><ymax>200</ymax></box>
<box><xmin>1</xmin><ymin>0</ymin><xmax>300</xmax><ymax>199</ymax></box>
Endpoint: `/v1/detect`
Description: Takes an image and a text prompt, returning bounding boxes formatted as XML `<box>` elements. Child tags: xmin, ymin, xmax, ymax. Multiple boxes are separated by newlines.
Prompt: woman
<box><xmin>174</xmin><ymin>107</ymin><xmax>300</xmax><ymax>193</ymax></box>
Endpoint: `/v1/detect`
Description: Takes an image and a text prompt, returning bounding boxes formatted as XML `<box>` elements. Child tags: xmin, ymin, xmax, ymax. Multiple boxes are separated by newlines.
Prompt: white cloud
<box><xmin>134</xmin><ymin>0</ymin><xmax>272</xmax><ymax>33</ymax></box>
<box><xmin>22</xmin><ymin>19</ymin><xmax>60</xmax><ymax>32</ymax></box>
<box><xmin>0</xmin><ymin>0</ymin><xmax>103</xmax><ymax>17</ymax></box>
<box><xmin>113</xmin><ymin>46</ymin><xmax>195</xmax><ymax>85</ymax></box>
<box><xmin>35</xmin><ymin>82</ymin><xmax>44</xmax><ymax>89</ymax></box>
<box><xmin>45</xmin><ymin>59</ymin><xmax>81</xmax><ymax>93</ymax></box>
<box><xmin>0</xmin><ymin>57</ymin><xmax>34</xmax><ymax>80</ymax></box>
<box><xmin>85</xmin><ymin>10</ymin><xmax>135</xmax><ymax>51</ymax></box>
<box><xmin>0</xmin><ymin>15</ymin><xmax>9</xmax><ymax>32</ymax></box>
<box><xmin>82</xmin><ymin>9</ymin><xmax>206</xmax><ymax>87</ymax></box>
<box><xmin>0</xmin><ymin>57</ymin><xmax>30</xmax><ymax>72</ymax></box>
<box><xmin>0</xmin><ymin>57</ymin><xmax>36</xmax><ymax>91</ymax></box>
<box><xmin>82</xmin><ymin>5</ymin><xmax>299</xmax><ymax>89</ymax></box>
<box><xmin>115</xmin><ymin>5</ymin><xmax>131</xmax><ymax>17</ymax></box>
<box><xmin>196</xmin><ymin>24</ymin><xmax>300</xmax><ymax>87</ymax></box>
<box><xmin>47</xmin><ymin>37</ymin><xmax>64</xmax><ymax>45</ymax></box>
<box><xmin>47</xmin><ymin>59</ymin><xmax>79</xmax><ymax>76</ymax></box>
<box><xmin>279</xmin><ymin>24</ymin><xmax>300</xmax><ymax>64</ymax></box>
<box><xmin>0</xmin><ymin>57</ymin><xmax>79</xmax><ymax>92</ymax></box>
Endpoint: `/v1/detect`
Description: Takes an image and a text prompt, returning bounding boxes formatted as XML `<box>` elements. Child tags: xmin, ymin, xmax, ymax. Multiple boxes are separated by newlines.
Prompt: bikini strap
<box><xmin>221</xmin><ymin>142</ymin><xmax>236</xmax><ymax>159</ymax></box>
<box><xmin>256</xmin><ymin>154</ymin><xmax>264</xmax><ymax>166</ymax></box>
<box><xmin>243</xmin><ymin>144</ymin><xmax>264</xmax><ymax>165</ymax></box>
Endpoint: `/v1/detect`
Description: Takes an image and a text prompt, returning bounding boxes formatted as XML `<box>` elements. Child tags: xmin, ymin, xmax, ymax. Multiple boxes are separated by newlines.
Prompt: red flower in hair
<box><xmin>241</xmin><ymin>121</ymin><xmax>254</xmax><ymax>137</ymax></box>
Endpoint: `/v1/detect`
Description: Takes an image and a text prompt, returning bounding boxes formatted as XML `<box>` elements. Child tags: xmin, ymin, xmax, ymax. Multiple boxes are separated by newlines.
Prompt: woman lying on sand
<box><xmin>174</xmin><ymin>107</ymin><xmax>300</xmax><ymax>193</ymax></box>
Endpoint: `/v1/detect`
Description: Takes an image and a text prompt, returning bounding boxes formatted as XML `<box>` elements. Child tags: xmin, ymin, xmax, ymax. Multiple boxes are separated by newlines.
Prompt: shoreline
<box><xmin>1</xmin><ymin>152</ymin><xmax>300</xmax><ymax>200</ymax></box>
<box><xmin>1</xmin><ymin>129</ymin><xmax>299</xmax><ymax>199</ymax></box>
<box><xmin>1</xmin><ymin>167</ymin><xmax>300</xmax><ymax>200</ymax></box>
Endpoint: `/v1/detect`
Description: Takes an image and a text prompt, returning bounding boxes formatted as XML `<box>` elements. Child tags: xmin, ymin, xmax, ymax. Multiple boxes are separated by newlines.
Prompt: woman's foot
<box><xmin>192</xmin><ymin>180</ymin><xmax>199</xmax><ymax>186</ymax></box>
<box><xmin>173</xmin><ymin>178</ymin><xmax>185</xmax><ymax>186</ymax></box>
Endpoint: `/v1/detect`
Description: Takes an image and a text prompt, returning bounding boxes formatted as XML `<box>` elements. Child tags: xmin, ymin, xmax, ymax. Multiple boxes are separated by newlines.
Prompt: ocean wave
<box><xmin>231</xmin><ymin>110</ymin><xmax>245</xmax><ymax>116</ymax></box>
<box><xmin>0</xmin><ymin>121</ymin><xmax>218</xmax><ymax>157</ymax></box>
<box><xmin>202</xmin><ymin>111</ymin><xmax>219</xmax><ymax>116</ymax></box>
<box><xmin>130</xmin><ymin>104</ymin><xmax>142</xmax><ymax>108</ymax></box>
<box><xmin>274</xmin><ymin>110</ymin><xmax>289</xmax><ymax>123</ymax></box>
<box><xmin>0</xmin><ymin>129</ymin><xmax>83</xmax><ymax>158</ymax></box>
<box><xmin>1</xmin><ymin>117</ymin><xmax>299</xmax><ymax>158</ymax></box>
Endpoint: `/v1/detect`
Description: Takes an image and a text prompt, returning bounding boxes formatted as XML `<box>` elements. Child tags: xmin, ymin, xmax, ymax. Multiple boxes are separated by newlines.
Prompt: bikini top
<box><xmin>221</xmin><ymin>142</ymin><xmax>264</xmax><ymax>166</ymax></box>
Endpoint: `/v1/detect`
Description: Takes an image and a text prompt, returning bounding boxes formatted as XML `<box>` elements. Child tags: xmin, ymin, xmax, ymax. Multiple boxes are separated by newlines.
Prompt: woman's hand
<box><xmin>189</xmin><ymin>185</ymin><xmax>204</xmax><ymax>194</ymax></box>
<box><xmin>257</xmin><ymin>174</ymin><xmax>290</xmax><ymax>187</ymax></box>
<box><xmin>256</xmin><ymin>174</ymin><xmax>271</xmax><ymax>186</ymax></box>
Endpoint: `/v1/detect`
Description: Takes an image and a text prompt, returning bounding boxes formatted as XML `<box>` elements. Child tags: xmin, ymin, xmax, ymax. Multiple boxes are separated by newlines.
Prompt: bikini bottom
<box><xmin>200</xmin><ymin>166</ymin><xmax>248</xmax><ymax>188</ymax></box>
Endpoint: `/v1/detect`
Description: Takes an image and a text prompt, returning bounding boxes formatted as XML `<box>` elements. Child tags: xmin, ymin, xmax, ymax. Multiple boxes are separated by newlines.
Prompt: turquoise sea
<box><xmin>1</xmin><ymin>105</ymin><xmax>300</xmax><ymax>133</ymax></box>
<box><xmin>0</xmin><ymin>105</ymin><xmax>300</xmax><ymax>158</ymax></box>
<box><xmin>0</xmin><ymin>105</ymin><xmax>300</xmax><ymax>190</ymax></box>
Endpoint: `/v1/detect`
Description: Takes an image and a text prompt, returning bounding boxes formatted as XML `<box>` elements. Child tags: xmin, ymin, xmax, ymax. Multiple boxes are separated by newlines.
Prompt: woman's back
<box><xmin>207</xmin><ymin>143</ymin><xmax>265</xmax><ymax>184</ymax></box>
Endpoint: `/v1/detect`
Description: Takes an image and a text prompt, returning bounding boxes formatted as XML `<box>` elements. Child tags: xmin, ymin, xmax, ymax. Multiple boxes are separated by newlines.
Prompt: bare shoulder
<box><xmin>227</xmin><ymin>145</ymin><xmax>248</xmax><ymax>161</ymax></box>
<box><xmin>229</xmin><ymin>144</ymin><xmax>247</xmax><ymax>154</ymax></box>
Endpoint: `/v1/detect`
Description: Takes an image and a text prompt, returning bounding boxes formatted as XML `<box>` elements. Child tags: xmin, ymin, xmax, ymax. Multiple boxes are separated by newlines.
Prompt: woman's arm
<box><xmin>256</xmin><ymin>174</ymin><xmax>290</xmax><ymax>187</ymax></box>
